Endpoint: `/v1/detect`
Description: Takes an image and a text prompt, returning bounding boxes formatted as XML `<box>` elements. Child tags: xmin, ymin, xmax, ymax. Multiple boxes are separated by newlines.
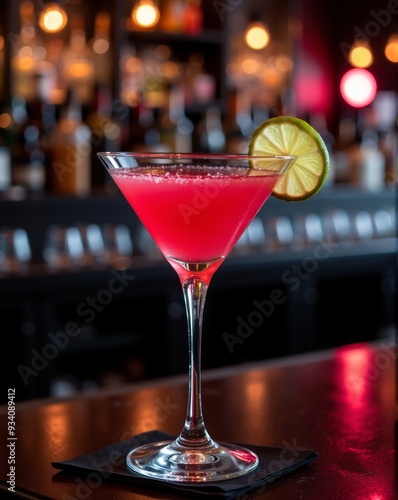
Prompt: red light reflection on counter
<box><xmin>338</xmin><ymin>345</ymin><xmax>371</xmax><ymax>403</ymax></box>
<box><xmin>235</xmin><ymin>373</ymin><xmax>268</xmax><ymax>412</ymax></box>
<box><xmin>246</xmin><ymin>379</ymin><xmax>266</xmax><ymax>402</ymax></box>
<box><xmin>333</xmin><ymin>344</ymin><xmax>393</xmax><ymax>499</ymax></box>
<box><xmin>336</xmin><ymin>344</ymin><xmax>373</xmax><ymax>418</ymax></box>
<box><xmin>38</xmin><ymin>404</ymin><xmax>84</xmax><ymax>454</ymax></box>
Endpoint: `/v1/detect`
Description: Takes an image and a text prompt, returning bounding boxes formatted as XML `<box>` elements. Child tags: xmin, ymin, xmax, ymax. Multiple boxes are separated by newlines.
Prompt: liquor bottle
<box><xmin>8</xmin><ymin>96</ymin><xmax>28</xmax><ymax>172</ymax></box>
<box><xmin>224</xmin><ymin>89</ymin><xmax>252</xmax><ymax>154</ymax></box>
<box><xmin>156</xmin><ymin>84</ymin><xmax>193</xmax><ymax>152</ymax></box>
<box><xmin>10</xmin><ymin>1</ymin><xmax>45</xmax><ymax>102</ymax></box>
<box><xmin>12</xmin><ymin>99</ymin><xmax>46</xmax><ymax>195</ymax></box>
<box><xmin>169</xmin><ymin>83</ymin><xmax>193</xmax><ymax>153</ymax></box>
<box><xmin>183</xmin><ymin>0</ymin><xmax>203</xmax><ymax>35</ymax></box>
<box><xmin>157</xmin><ymin>105</ymin><xmax>176</xmax><ymax>152</ymax></box>
<box><xmin>130</xmin><ymin>103</ymin><xmax>159</xmax><ymax>151</ymax></box>
<box><xmin>136</xmin><ymin>106</ymin><xmax>163</xmax><ymax>152</ymax></box>
<box><xmin>161</xmin><ymin>0</ymin><xmax>185</xmax><ymax>33</ymax></box>
<box><xmin>332</xmin><ymin>116</ymin><xmax>356</xmax><ymax>184</ymax></box>
<box><xmin>0</xmin><ymin>32</ymin><xmax>4</xmax><ymax>98</ymax></box>
<box><xmin>197</xmin><ymin>107</ymin><xmax>225</xmax><ymax>153</ymax></box>
<box><xmin>0</xmin><ymin>124</ymin><xmax>11</xmax><ymax>194</ymax></box>
<box><xmin>350</xmin><ymin>129</ymin><xmax>385</xmax><ymax>191</ymax></box>
<box><xmin>90</xmin><ymin>12</ymin><xmax>112</xmax><ymax>86</ymax></box>
<box><xmin>61</xmin><ymin>15</ymin><xmax>95</xmax><ymax>106</ymax></box>
<box><xmin>87</xmin><ymin>84</ymin><xmax>121</xmax><ymax>192</ymax></box>
<box><xmin>7</xmin><ymin>86</ymin><xmax>45</xmax><ymax>196</ymax></box>
<box><xmin>50</xmin><ymin>91</ymin><xmax>91</xmax><ymax>196</ymax></box>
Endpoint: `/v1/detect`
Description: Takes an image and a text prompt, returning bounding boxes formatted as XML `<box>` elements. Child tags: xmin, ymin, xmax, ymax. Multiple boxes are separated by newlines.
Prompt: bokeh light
<box><xmin>340</xmin><ymin>68</ymin><xmax>377</xmax><ymax>108</ymax></box>
<box><xmin>348</xmin><ymin>40</ymin><xmax>373</xmax><ymax>68</ymax></box>
<box><xmin>39</xmin><ymin>4</ymin><xmax>68</xmax><ymax>33</ymax></box>
<box><xmin>245</xmin><ymin>22</ymin><xmax>270</xmax><ymax>50</ymax></box>
<box><xmin>384</xmin><ymin>34</ymin><xmax>398</xmax><ymax>63</ymax></box>
<box><xmin>132</xmin><ymin>0</ymin><xmax>160</xmax><ymax>29</ymax></box>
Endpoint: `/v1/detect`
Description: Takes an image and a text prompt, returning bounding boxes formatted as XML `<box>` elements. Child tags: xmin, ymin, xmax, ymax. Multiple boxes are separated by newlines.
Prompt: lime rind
<box><xmin>248</xmin><ymin>116</ymin><xmax>330</xmax><ymax>201</ymax></box>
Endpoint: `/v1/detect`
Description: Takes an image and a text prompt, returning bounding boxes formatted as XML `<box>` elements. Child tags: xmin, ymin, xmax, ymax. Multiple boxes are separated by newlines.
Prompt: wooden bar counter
<box><xmin>0</xmin><ymin>340</ymin><xmax>395</xmax><ymax>499</ymax></box>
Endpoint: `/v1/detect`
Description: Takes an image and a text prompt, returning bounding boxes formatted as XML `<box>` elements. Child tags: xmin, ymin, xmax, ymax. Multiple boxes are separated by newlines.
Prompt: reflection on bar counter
<box><xmin>0</xmin><ymin>0</ymin><xmax>396</xmax><ymax>401</ymax></box>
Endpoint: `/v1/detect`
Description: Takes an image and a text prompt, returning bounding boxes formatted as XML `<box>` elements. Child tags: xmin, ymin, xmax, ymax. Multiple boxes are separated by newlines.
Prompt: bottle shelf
<box><xmin>0</xmin><ymin>186</ymin><xmax>394</xmax><ymax>263</ymax></box>
<box><xmin>126</xmin><ymin>28</ymin><xmax>224</xmax><ymax>45</ymax></box>
<box><xmin>2</xmin><ymin>225</ymin><xmax>395</xmax><ymax>401</ymax></box>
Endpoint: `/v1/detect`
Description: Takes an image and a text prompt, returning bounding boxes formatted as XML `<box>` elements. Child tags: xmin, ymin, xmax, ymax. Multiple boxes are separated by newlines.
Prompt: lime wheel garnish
<box><xmin>248</xmin><ymin>116</ymin><xmax>330</xmax><ymax>201</ymax></box>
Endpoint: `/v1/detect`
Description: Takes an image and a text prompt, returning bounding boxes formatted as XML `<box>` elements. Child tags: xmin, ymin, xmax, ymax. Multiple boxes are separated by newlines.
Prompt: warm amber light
<box><xmin>39</xmin><ymin>4</ymin><xmax>68</xmax><ymax>33</ymax></box>
<box><xmin>122</xmin><ymin>55</ymin><xmax>142</xmax><ymax>74</ymax></box>
<box><xmin>0</xmin><ymin>113</ymin><xmax>12</xmax><ymax>129</ymax></box>
<box><xmin>92</xmin><ymin>38</ymin><xmax>110</xmax><ymax>55</ymax></box>
<box><xmin>66</xmin><ymin>61</ymin><xmax>94</xmax><ymax>79</ymax></box>
<box><xmin>13</xmin><ymin>53</ymin><xmax>34</xmax><ymax>71</ymax></box>
<box><xmin>160</xmin><ymin>61</ymin><xmax>182</xmax><ymax>80</ymax></box>
<box><xmin>275</xmin><ymin>55</ymin><xmax>293</xmax><ymax>72</ymax></box>
<box><xmin>92</xmin><ymin>12</ymin><xmax>110</xmax><ymax>54</ymax></box>
<box><xmin>241</xmin><ymin>57</ymin><xmax>260</xmax><ymax>74</ymax></box>
<box><xmin>348</xmin><ymin>40</ymin><xmax>373</xmax><ymax>68</ymax></box>
<box><xmin>132</xmin><ymin>0</ymin><xmax>160</xmax><ymax>29</ymax></box>
<box><xmin>385</xmin><ymin>34</ymin><xmax>398</xmax><ymax>63</ymax></box>
<box><xmin>245</xmin><ymin>22</ymin><xmax>270</xmax><ymax>50</ymax></box>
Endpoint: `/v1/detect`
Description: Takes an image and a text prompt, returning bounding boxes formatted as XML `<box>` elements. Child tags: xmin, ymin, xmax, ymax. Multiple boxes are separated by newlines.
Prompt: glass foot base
<box><xmin>126</xmin><ymin>440</ymin><xmax>259</xmax><ymax>482</ymax></box>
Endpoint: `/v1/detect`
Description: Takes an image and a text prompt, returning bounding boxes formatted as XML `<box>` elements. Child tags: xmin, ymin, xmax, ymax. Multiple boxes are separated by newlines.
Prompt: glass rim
<box><xmin>97</xmin><ymin>152</ymin><xmax>297</xmax><ymax>161</ymax></box>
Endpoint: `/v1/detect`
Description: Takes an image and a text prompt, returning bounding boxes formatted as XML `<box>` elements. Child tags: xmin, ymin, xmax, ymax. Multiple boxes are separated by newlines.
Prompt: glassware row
<box><xmin>0</xmin><ymin>207</ymin><xmax>395</xmax><ymax>274</ymax></box>
<box><xmin>234</xmin><ymin>206</ymin><xmax>395</xmax><ymax>253</ymax></box>
<box><xmin>0</xmin><ymin>223</ymin><xmax>134</xmax><ymax>273</ymax></box>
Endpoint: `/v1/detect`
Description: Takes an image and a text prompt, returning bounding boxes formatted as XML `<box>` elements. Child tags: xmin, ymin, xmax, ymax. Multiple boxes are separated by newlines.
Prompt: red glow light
<box><xmin>340</xmin><ymin>68</ymin><xmax>377</xmax><ymax>108</ymax></box>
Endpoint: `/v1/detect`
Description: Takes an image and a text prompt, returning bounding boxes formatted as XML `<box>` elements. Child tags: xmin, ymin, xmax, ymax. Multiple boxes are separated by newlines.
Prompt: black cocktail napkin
<box><xmin>52</xmin><ymin>430</ymin><xmax>318</xmax><ymax>499</ymax></box>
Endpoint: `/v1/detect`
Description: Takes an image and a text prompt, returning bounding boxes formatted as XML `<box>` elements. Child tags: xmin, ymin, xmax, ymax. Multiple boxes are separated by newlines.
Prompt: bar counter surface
<box><xmin>0</xmin><ymin>340</ymin><xmax>395</xmax><ymax>499</ymax></box>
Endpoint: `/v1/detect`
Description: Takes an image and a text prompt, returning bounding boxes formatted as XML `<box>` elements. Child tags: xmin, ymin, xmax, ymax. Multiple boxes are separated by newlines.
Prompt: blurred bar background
<box><xmin>0</xmin><ymin>0</ymin><xmax>396</xmax><ymax>402</ymax></box>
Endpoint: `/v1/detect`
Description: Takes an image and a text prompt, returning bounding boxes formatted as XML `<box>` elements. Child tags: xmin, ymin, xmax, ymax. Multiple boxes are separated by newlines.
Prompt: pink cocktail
<box><xmin>98</xmin><ymin>153</ymin><xmax>295</xmax><ymax>483</ymax></box>
<box><xmin>111</xmin><ymin>165</ymin><xmax>281</xmax><ymax>282</ymax></box>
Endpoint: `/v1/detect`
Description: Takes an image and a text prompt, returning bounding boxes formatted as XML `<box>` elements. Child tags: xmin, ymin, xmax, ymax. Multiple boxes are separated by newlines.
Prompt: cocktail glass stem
<box><xmin>174</xmin><ymin>276</ymin><xmax>214</xmax><ymax>450</ymax></box>
<box><xmin>125</xmin><ymin>264</ymin><xmax>259</xmax><ymax>481</ymax></box>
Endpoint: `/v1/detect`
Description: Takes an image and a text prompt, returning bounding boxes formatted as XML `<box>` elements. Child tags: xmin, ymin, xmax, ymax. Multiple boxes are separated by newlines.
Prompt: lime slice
<box><xmin>248</xmin><ymin>116</ymin><xmax>330</xmax><ymax>201</ymax></box>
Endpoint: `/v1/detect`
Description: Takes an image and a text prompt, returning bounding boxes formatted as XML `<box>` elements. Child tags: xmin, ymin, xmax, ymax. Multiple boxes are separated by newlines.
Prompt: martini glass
<box><xmin>97</xmin><ymin>153</ymin><xmax>295</xmax><ymax>483</ymax></box>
